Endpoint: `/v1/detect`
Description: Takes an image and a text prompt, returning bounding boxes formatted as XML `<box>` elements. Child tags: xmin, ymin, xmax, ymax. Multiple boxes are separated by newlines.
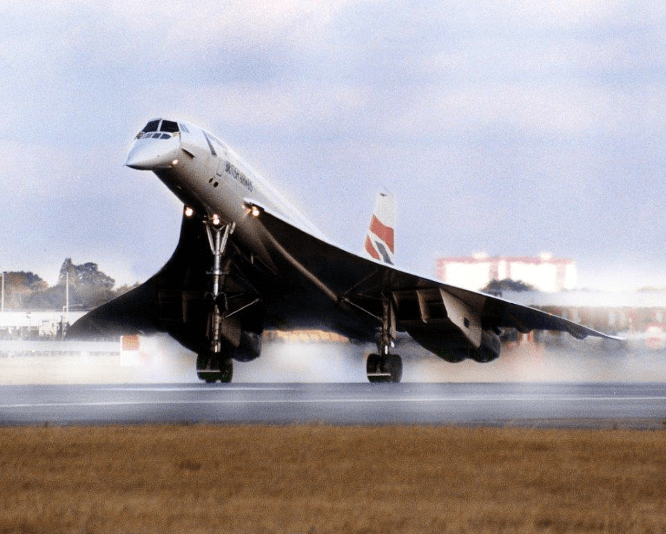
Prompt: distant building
<box><xmin>436</xmin><ymin>252</ymin><xmax>577</xmax><ymax>293</ymax></box>
<box><xmin>0</xmin><ymin>311</ymin><xmax>86</xmax><ymax>340</ymax></box>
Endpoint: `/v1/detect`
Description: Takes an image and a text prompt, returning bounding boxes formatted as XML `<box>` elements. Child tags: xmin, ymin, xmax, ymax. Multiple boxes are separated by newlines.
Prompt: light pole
<box><xmin>65</xmin><ymin>272</ymin><xmax>69</xmax><ymax>332</ymax></box>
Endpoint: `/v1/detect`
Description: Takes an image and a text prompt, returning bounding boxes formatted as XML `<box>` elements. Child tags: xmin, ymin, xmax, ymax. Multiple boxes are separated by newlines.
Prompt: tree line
<box><xmin>2</xmin><ymin>262</ymin><xmax>535</xmax><ymax>312</ymax></box>
<box><xmin>2</xmin><ymin>258</ymin><xmax>137</xmax><ymax>311</ymax></box>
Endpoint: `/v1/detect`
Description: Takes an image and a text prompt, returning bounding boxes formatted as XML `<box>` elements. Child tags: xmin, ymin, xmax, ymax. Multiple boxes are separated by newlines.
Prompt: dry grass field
<box><xmin>0</xmin><ymin>425</ymin><xmax>664</xmax><ymax>533</ymax></box>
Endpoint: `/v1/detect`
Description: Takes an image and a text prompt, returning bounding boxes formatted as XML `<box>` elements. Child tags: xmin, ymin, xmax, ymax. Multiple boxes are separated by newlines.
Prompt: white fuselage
<box><xmin>125</xmin><ymin>119</ymin><xmax>325</xmax><ymax>269</ymax></box>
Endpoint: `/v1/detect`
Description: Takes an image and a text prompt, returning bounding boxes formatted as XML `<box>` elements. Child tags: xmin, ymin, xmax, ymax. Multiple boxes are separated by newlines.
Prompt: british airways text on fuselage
<box><xmin>225</xmin><ymin>161</ymin><xmax>253</xmax><ymax>192</ymax></box>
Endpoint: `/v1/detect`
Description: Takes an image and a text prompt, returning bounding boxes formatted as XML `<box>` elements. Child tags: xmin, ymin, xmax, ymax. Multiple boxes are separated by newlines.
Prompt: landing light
<box><xmin>212</xmin><ymin>214</ymin><xmax>221</xmax><ymax>226</ymax></box>
<box><xmin>250</xmin><ymin>205</ymin><xmax>261</xmax><ymax>217</ymax></box>
<box><xmin>171</xmin><ymin>159</ymin><xmax>179</xmax><ymax>166</ymax></box>
<box><xmin>184</xmin><ymin>206</ymin><xmax>194</xmax><ymax>217</ymax></box>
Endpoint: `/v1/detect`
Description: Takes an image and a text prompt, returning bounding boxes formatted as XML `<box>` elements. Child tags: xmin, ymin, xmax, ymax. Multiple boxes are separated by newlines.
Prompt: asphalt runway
<box><xmin>1</xmin><ymin>382</ymin><xmax>665</xmax><ymax>428</ymax></box>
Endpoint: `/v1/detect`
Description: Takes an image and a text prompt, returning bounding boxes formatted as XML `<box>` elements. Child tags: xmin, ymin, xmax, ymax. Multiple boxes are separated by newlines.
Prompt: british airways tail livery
<box><xmin>68</xmin><ymin>118</ymin><xmax>618</xmax><ymax>383</ymax></box>
<box><xmin>364</xmin><ymin>191</ymin><xmax>395</xmax><ymax>265</ymax></box>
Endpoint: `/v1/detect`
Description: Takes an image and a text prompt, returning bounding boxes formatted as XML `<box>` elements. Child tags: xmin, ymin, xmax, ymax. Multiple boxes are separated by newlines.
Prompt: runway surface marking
<box><xmin>2</xmin><ymin>395</ymin><xmax>664</xmax><ymax>409</ymax></box>
<box><xmin>102</xmin><ymin>386</ymin><xmax>297</xmax><ymax>392</ymax></box>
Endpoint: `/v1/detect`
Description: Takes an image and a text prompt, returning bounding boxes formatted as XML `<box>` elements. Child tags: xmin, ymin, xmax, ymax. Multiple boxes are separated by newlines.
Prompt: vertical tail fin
<box><xmin>364</xmin><ymin>191</ymin><xmax>395</xmax><ymax>265</ymax></box>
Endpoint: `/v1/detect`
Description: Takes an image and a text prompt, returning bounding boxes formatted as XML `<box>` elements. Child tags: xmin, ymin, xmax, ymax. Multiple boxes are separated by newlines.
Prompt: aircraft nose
<box><xmin>125</xmin><ymin>137</ymin><xmax>180</xmax><ymax>170</ymax></box>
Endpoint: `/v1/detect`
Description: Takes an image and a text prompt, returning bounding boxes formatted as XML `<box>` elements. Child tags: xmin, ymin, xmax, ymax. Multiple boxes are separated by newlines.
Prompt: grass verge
<box><xmin>1</xmin><ymin>425</ymin><xmax>664</xmax><ymax>533</ymax></box>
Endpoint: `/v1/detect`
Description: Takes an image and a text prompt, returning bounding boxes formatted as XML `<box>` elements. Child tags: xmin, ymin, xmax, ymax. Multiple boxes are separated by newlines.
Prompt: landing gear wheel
<box><xmin>388</xmin><ymin>354</ymin><xmax>403</xmax><ymax>383</ymax></box>
<box><xmin>366</xmin><ymin>353</ymin><xmax>383</xmax><ymax>383</ymax></box>
<box><xmin>219</xmin><ymin>358</ymin><xmax>233</xmax><ymax>383</ymax></box>
<box><xmin>197</xmin><ymin>350</ymin><xmax>216</xmax><ymax>383</ymax></box>
<box><xmin>197</xmin><ymin>349</ymin><xmax>233</xmax><ymax>383</ymax></box>
<box><xmin>366</xmin><ymin>353</ymin><xmax>403</xmax><ymax>383</ymax></box>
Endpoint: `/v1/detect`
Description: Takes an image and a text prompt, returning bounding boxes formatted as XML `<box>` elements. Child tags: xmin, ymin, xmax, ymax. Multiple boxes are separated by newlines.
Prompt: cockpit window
<box><xmin>141</xmin><ymin>120</ymin><xmax>160</xmax><ymax>133</ymax></box>
<box><xmin>160</xmin><ymin>120</ymin><xmax>179</xmax><ymax>133</ymax></box>
<box><xmin>136</xmin><ymin>119</ymin><xmax>181</xmax><ymax>140</ymax></box>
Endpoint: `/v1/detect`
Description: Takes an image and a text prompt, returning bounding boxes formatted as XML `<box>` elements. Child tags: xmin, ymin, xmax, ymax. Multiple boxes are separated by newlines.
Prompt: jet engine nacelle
<box><xmin>410</xmin><ymin>329</ymin><xmax>502</xmax><ymax>364</ymax></box>
<box><xmin>231</xmin><ymin>331</ymin><xmax>262</xmax><ymax>362</ymax></box>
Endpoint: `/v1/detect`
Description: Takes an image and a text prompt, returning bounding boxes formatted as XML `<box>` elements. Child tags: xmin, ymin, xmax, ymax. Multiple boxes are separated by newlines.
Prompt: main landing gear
<box><xmin>197</xmin><ymin>219</ymin><xmax>235</xmax><ymax>383</ymax></box>
<box><xmin>366</xmin><ymin>295</ymin><xmax>403</xmax><ymax>383</ymax></box>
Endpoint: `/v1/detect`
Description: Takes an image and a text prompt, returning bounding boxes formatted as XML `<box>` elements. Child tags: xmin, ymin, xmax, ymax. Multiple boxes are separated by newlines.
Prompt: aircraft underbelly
<box><xmin>260</xmin><ymin>287</ymin><xmax>377</xmax><ymax>343</ymax></box>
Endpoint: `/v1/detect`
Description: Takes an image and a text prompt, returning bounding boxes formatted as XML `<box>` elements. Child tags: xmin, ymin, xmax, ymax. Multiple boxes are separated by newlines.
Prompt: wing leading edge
<box><xmin>68</xmin><ymin>210</ymin><xmax>214</xmax><ymax>349</ymax></box>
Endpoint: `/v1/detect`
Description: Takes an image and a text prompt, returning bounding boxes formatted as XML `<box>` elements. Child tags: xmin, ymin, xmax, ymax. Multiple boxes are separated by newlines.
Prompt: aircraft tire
<box><xmin>366</xmin><ymin>353</ymin><xmax>403</xmax><ymax>383</ymax></box>
<box><xmin>196</xmin><ymin>350</ymin><xmax>214</xmax><ymax>382</ymax></box>
<box><xmin>196</xmin><ymin>348</ymin><xmax>233</xmax><ymax>383</ymax></box>
<box><xmin>366</xmin><ymin>353</ymin><xmax>382</xmax><ymax>383</ymax></box>
<box><xmin>219</xmin><ymin>358</ymin><xmax>233</xmax><ymax>383</ymax></box>
<box><xmin>199</xmin><ymin>375</ymin><xmax>217</xmax><ymax>383</ymax></box>
<box><xmin>388</xmin><ymin>354</ymin><xmax>403</xmax><ymax>383</ymax></box>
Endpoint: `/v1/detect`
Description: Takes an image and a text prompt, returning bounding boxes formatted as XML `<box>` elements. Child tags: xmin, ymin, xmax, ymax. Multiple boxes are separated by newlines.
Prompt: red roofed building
<box><xmin>436</xmin><ymin>252</ymin><xmax>577</xmax><ymax>293</ymax></box>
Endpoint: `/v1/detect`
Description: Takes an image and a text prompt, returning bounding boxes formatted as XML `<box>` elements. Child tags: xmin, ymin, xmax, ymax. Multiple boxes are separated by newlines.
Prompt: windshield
<box><xmin>160</xmin><ymin>120</ymin><xmax>179</xmax><ymax>133</ymax></box>
<box><xmin>140</xmin><ymin>119</ymin><xmax>160</xmax><ymax>133</ymax></box>
<box><xmin>137</xmin><ymin>119</ymin><xmax>180</xmax><ymax>139</ymax></box>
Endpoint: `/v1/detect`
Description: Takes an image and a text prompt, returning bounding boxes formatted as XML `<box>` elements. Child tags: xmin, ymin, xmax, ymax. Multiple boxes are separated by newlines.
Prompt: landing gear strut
<box><xmin>366</xmin><ymin>295</ymin><xmax>403</xmax><ymax>383</ymax></box>
<box><xmin>196</xmin><ymin>219</ymin><xmax>236</xmax><ymax>383</ymax></box>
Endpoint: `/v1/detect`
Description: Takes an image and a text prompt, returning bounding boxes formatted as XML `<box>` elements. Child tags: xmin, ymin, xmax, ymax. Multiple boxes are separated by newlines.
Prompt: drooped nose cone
<box><xmin>125</xmin><ymin>136</ymin><xmax>180</xmax><ymax>170</ymax></box>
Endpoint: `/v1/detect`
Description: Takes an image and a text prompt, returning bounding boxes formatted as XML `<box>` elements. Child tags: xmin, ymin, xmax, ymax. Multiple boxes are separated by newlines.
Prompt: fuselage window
<box><xmin>145</xmin><ymin>132</ymin><xmax>170</xmax><ymax>139</ymax></box>
<box><xmin>160</xmin><ymin>120</ymin><xmax>179</xmax><ymax>133</ymax></box>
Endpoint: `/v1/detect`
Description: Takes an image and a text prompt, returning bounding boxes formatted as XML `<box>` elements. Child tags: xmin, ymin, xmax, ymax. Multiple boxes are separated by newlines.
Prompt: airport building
<box><xmin>0</xmin><ymin>311</ymin><xmax>85</xmax><ymax>340</ymax></box>
<box><xmin>436</xmin><ymin>252</ymin><xmax>577</xmax><ymax>292</ymax></box>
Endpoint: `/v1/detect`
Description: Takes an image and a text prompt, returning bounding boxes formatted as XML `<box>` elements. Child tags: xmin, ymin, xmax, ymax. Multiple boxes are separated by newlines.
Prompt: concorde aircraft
<box><xmin>68</xmin><ymin>118</ymin><xmax>617</xmax><ymax>383</ymax></box>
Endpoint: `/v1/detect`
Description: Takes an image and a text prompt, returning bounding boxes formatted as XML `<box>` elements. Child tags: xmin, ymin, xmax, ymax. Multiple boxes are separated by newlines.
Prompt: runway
<box><xmin>1</xmin><ymin>382</ymin><xmax>664</xmax><ymax>428</ymax></box>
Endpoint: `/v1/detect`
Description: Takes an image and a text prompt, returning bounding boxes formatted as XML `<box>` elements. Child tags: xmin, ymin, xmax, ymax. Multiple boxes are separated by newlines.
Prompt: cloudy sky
<box><xmin>1</xmin><ymin>1</ymin><xmax>664</xmax><ymax>291</ymax></box>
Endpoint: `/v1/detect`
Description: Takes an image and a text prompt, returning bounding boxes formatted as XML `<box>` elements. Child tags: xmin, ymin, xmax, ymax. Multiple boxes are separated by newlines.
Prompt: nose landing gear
<box><xmin>196</xmin><ymin>219</ymin><xmax>236</xmax><ymax>383</ymax></box>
